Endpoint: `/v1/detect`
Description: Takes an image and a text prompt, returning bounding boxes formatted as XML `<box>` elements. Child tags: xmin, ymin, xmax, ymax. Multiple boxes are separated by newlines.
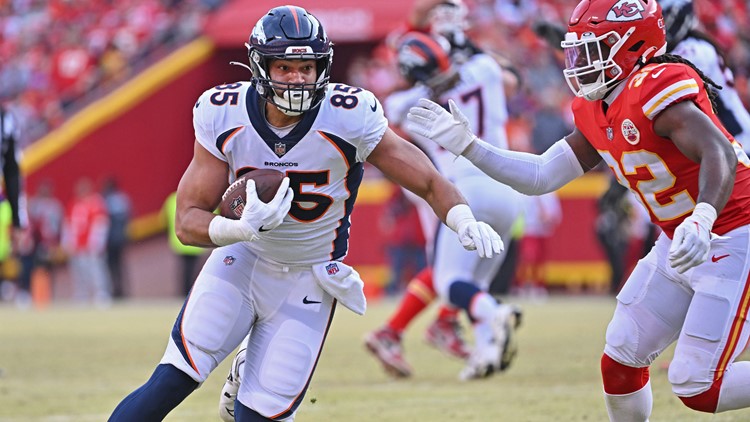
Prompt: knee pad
<box><xmin>601</xmin><ymin>354</ymin><xmax>650</xmax><ymax>395</ymax></box>
<box><xmin>164</xmin><ymin>274</ymin><xmax>245</xmax><ymax>381</ymax></box>
<box><xmin>604</xmin><ymin>311</ymin><xmax>642</xmax><ymax>365</ymax></box>
<box><xmin>183</xmin><ymin>274</ymin><xmax>244</xmax><ymax>353</ymax></box>
<box><xmin>668</xmin><ymin>346</ymin><xmax>715</xmax><ymax>397</ymax></box>
<box><xmin>678</xmin><ymin>379</ymin><xmax>722</xmax><ymax>413</ymax></box>
<box><xmin>249</xmin><ymin>319</ymin><xmax>319</xmax><ymax>418</ymax></box>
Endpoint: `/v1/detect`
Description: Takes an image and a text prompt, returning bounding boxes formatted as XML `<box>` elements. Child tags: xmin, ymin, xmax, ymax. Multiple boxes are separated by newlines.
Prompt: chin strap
<box><xmin>229</xmin><ymin>61</ymin><xmax>253</xmax><ymax>73</ymax></box>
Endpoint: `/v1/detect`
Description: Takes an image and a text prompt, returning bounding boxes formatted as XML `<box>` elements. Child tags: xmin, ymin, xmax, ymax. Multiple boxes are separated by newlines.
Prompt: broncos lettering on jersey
<box><xmin>193</xmin><ymin>82</ymin><xmax>387</xmax><ymax>265</ymax></box>
<box><xmin>572</xmin><ymin>62</ymin><xmax>750</xmax><ymax>238</ymax></box>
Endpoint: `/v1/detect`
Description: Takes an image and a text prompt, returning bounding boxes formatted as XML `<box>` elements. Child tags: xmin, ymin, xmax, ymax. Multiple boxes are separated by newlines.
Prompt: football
<box><xmin>218</xmin><ymin>169</ymin><xmax>285</xmax><ymax>219</ymax></box>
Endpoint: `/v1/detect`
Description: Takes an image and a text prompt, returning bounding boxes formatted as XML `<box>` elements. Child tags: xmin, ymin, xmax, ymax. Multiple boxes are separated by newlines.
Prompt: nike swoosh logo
<box><xmin>712</xmin><ymin>254</ymin><xmax>730</xmax><ymax>262</ymax></box>
<box><xmin>370</xmin><ymin>102</ymin><xmax>378</xmax><ymax>112</ymax></box>
<box><xmin>303</xmin><ymin>296</ymin><xmax>322</xmax><ymax>304</ymax></box>
<box><xmin>258</xmin><ymin>226</ymin><xmax>271</xmax><ymax>232</ymax></box>
<box><xmin>651</xmin><ymin>68</ymin><xmax>666</xmax><ymax>78</ymax></box>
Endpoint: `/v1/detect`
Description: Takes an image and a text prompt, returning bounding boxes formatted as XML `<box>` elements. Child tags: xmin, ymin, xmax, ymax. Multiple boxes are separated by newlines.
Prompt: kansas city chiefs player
<box><xmin>406</xmin><ymin>0</ymin><xmax>750</xmax><ymax>420</ymax></box>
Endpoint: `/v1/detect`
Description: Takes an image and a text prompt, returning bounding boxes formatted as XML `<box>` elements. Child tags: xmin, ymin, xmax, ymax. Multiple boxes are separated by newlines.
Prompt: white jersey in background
<box><xmin>386</xmin><ymin>52</ymin><xmax>519</xmax><ymax>293</ymax></box>
<box><xmin>194</xmin><ymin>81</ymin><xmax>387</xmax><ymax>266</ymax></box>
<box><xmin>673</xmin><ymin>37</ymin><xmax>750</xmax><ymax>151</ymax></box>
<box><xmin>386</xmin><ymin>53</ymin><xmax>509</xmax><ymax>181</ymax></box>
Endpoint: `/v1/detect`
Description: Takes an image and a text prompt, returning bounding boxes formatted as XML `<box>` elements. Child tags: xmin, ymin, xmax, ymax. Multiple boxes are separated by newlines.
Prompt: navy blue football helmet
<box><xmin>396</xmin><ymin>32</ymin><xmax>453</xmax><ymax>86</ymax></box>
<box><xmin>660</xmin><ymin>0</ymin><xmax>696</xmax><ymax>50</ymax></box>
<box><xmin>247</xmin><ymin>6</ymin><xmax>333</xmax><ymax>115</ymax></box>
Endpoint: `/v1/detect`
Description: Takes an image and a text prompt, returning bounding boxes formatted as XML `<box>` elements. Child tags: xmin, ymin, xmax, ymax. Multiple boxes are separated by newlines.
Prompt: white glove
<box><xmin>446</xmin><ymin>204</ymin><xmax>504</xmax><ymax>258</ymax></box>
<box><xmin>668</xmin><ymin>202</ymin><xmax>717</xmax><ymax>273</ymax></box>
<box><xmin>209</xmin><ymin>177</ymin><xmax>294</xmax><ymax>246</ymax></box>
<box><xmin>405</xmin><ymin>98</ymin><xmax>477</xmax><ymax>156</ymax></box>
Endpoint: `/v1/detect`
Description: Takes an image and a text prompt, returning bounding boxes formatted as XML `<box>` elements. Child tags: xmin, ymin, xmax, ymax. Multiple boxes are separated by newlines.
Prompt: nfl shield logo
<box><xmin>274</xmin><ymin>142</ymin><xmax>286</xmax><ymax>157</ymax></box>
<box><xmin>230</xmin><ymin>197</ymin><xmax>245</xmax><ymax>218</ymax></box>
<box><xmin>223</xmin><ymin>256</ymin><xmax>236</xmax><ymax>266</ymax></box>
<box><xmin>326</xmin><ymin>263</ymin><xmax>339</xmax><ymax>275</ymax></box>
<box><xmin>606</xmin><ymin>127</ymin><xmax>614</xmax><ymax>140</ymax></box>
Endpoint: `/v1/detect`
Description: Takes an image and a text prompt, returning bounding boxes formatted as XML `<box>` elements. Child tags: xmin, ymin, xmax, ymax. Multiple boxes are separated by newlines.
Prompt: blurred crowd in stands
<box><xmin>0</xmin><ymin>0</ymin><xmax>223</xmax><ymax>146</ymax></box>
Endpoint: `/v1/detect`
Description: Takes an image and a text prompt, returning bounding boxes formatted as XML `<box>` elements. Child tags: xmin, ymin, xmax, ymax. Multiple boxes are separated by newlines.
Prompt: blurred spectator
<box><xmin>0</xmin><ymin>105</ymin><xmax>29</xmax><ymax>306</ymax></box>
<box><xmin>515</xmin><ymin>192</ymin><xmax>562</xmax><ymax>299</ymax></box>
<box><xmin>162</xmin><ymin>191</ymin><xmax>204</xmax><ymax>296</ymax></box>
<box><xmin>102</xmin><ymin>176</ymin><xmax>131</xmax><ymax>299</ymax></box>
<box><xmin>595</xmin><ymin>177</ymin><xmax>631</xmax><ymax>295</ymax></box>
<box><xmin>62</xmin><ymin>177</ymin><xmax>111</xmax><ymax>306</ymax></box>
<box><xmin>380</xmin><ymin>187</ymin><xmax>427</xmax><ymax>296</ymax></box>
<box><xmin>17</xmin><ymin>180</ymin><xmax>64</xmax><ymax>308</ymax></box>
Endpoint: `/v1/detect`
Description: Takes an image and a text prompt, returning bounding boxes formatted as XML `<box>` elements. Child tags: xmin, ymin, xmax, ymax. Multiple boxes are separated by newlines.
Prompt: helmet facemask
<box><xmin>561</xmin><ymin>28</ymin><xmax>634</xmax><ymax>101</ymax></box>
<box><xmin>249</xmin><ymin>46</ymin><xmax>332</xmax><ymax>117</ymax></box>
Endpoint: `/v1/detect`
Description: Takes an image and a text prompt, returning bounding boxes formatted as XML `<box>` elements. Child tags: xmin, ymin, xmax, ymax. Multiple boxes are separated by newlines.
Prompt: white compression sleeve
<box><xmin>462</xmin><ymin>138</ymin><xmax>585</xmax><ymax>195</ymax></box>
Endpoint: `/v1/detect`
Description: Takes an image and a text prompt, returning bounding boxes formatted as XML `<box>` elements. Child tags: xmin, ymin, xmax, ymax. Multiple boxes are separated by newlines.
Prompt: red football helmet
<box><xmin>561</xmin><ymin>0</ymin><xmax>666</xmax><ymax>100</ymax></box>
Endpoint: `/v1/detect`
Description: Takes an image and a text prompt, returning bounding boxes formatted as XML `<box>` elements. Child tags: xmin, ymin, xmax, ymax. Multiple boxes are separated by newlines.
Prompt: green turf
<box><xmin>1</xmin><ymin>296</ymin><xmax>748</xmax><ymax>421</ymax></box>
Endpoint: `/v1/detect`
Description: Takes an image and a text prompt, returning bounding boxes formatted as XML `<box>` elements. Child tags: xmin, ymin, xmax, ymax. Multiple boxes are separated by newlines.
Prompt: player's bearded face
<box><xmin>268</xmin><ymin>59</ymin><xmax>318</xmax><ymax>99</ymax></box>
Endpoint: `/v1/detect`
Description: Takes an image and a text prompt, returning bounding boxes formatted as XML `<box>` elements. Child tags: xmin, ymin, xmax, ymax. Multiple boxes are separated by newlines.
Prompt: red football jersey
<box><xmin>573</xmin><ymin>62</ymin><xmax>750</xmax><ymax>238</ymax></box>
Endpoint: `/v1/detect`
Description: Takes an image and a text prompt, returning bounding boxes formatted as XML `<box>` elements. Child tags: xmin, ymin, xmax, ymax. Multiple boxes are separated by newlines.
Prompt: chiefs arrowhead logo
<box><xmin>607</xmin><ymin>0</ymin><xmax>645</xmax><ymax>22</ymax></box>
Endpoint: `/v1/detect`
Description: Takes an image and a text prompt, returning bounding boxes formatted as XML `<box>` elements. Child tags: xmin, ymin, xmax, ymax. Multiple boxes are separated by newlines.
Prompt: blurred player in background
<box><xmin>108</xmin><ymin>5</ymin><xmax>504</xmax><ymax>422</ymax></box>
<box><xmin>407</xmin><ymin>0</ymin><xmax>750</xmax><ymax>419</ymax></box>
<box><xmin>364</xmin><ymin>29</ymin><xmax>522</xmax><ymax>382</ymax></box>
<box><xmin>0</xmin><ymin>105</ymin><xmax>28</xmax><ymax>305</ymax></box>
<box><xmin>660</xmin><ymin>0</ymin><xmax>750</xmax><ymax>154</ymax></box>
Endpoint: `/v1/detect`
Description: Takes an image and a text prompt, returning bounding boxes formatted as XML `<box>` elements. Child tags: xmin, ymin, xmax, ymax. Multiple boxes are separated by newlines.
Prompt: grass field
<box><xmin>2</xmin><ymin>296</ymin><xmax>750</xmax><ymax>421</ymax></box>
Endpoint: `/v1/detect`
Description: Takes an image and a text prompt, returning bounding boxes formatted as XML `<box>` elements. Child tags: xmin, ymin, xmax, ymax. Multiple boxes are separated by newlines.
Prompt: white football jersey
<box><xmin>193</xmin><ymin>82</ymin><xmax>387</xmax><ymax>265</ymax></box>
<box><xmin>673</xmin><ymin>37</ymin><xmax>750</xmax><ymax>151</ymax></box>
<box><xmin>386</xmin><ymin>53</ymin><xmax>508</xmax><ymax>181</ymax></box>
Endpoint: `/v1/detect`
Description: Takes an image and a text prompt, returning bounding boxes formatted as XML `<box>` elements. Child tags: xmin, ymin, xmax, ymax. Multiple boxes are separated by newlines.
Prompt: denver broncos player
<box><xmin>660</xmin><ymin>0</ymin><xmax>750</xmax><ymax>154</ymax></box>
<box><xmin>364</xmin><ymin>31</ymin><xmax>522</xmax><ymax>381</ymax></box>
<box><xmin>108</xmin><ymin>5</ymin><xmax>503</xmax><ymax>422</ymax></box>
<box><xmin>407</xmin><ymin>0</ymin><xmax>750</xmax><ymax>419</ymax></box>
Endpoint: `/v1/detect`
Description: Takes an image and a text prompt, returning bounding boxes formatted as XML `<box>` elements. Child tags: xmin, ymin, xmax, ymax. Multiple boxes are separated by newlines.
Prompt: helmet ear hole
<box><xmin>628</xmin><ymin>41</ymin><xmax>645</xmax><ymax>52</ymax></box>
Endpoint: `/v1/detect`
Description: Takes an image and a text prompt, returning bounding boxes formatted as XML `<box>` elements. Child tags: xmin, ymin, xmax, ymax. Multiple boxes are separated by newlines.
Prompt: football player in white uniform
<box><xmin>660</xmin><ymin>0</ymin><xmax>750</xmax><ymax>154</ymax></box>
<box><xmin>364</xmin><ymin>31</ymin><xmax>522</xmax><ymax>381</ymax></box>
<box><xmin>108</xmin><ymin>6</ymin><xmax>504</xmax><ymax>422</ymax></box>
<box><xmin>407</xmin><ymin>0</ymin><xmax>750</xmax><ymax>419</ymax></box>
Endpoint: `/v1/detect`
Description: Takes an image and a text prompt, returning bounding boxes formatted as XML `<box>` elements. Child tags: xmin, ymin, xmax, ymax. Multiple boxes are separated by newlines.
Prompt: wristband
<box><xmin>446</xmin><ymin>204</ymin><xmax>476</xmax><ymax>233</ymax></box>
<box><xmin>692</xmin><ymin>202</ymin><xmax>717</xmax><ymax>228</ymax></box>
<box><xmin>208</xmin><ymin>215</ymin><xmax>253</xmax><ymax>246</ymax></box>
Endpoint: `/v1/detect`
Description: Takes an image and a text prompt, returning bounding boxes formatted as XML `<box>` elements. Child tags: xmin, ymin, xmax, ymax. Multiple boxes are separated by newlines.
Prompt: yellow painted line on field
<box><xmin>22</xmin><ymin>37</ymin><xmax>215</xmax><ymax>174</ymax></box>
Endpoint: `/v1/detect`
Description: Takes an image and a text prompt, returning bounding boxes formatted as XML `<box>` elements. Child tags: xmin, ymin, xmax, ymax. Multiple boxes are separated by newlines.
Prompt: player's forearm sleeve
<box><xmin>462</xmin><ymin>138</ymin><xmax>585</xmax><ymax>195</ymax></box>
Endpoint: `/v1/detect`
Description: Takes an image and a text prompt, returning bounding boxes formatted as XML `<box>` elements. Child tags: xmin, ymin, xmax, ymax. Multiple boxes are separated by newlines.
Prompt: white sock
<box><xmin>604</xmin><ymin>380</ymin><xmax>652</xmax><ymax>422</ymax></box>
<box><xmin>716</xmin><ymin>361</ymin><xmax>750</xmax><ymax>412</ymax></box>
<box><xmin>469</xmin><ymin>292</ymin><xmax>498</xmax><ymax>322</ymax></box>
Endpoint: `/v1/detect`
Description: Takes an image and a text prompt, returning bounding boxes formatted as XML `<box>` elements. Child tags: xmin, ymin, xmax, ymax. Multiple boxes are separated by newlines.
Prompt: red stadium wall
<box><xmin>24</xmin><ymin>39</ymin><xmax>223</xmax><ymax>234</ymax></box>
<box><xmin>24</xmin><ymin>38</ymin><xmax>612</xmax><ymax>294</ymax></box>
